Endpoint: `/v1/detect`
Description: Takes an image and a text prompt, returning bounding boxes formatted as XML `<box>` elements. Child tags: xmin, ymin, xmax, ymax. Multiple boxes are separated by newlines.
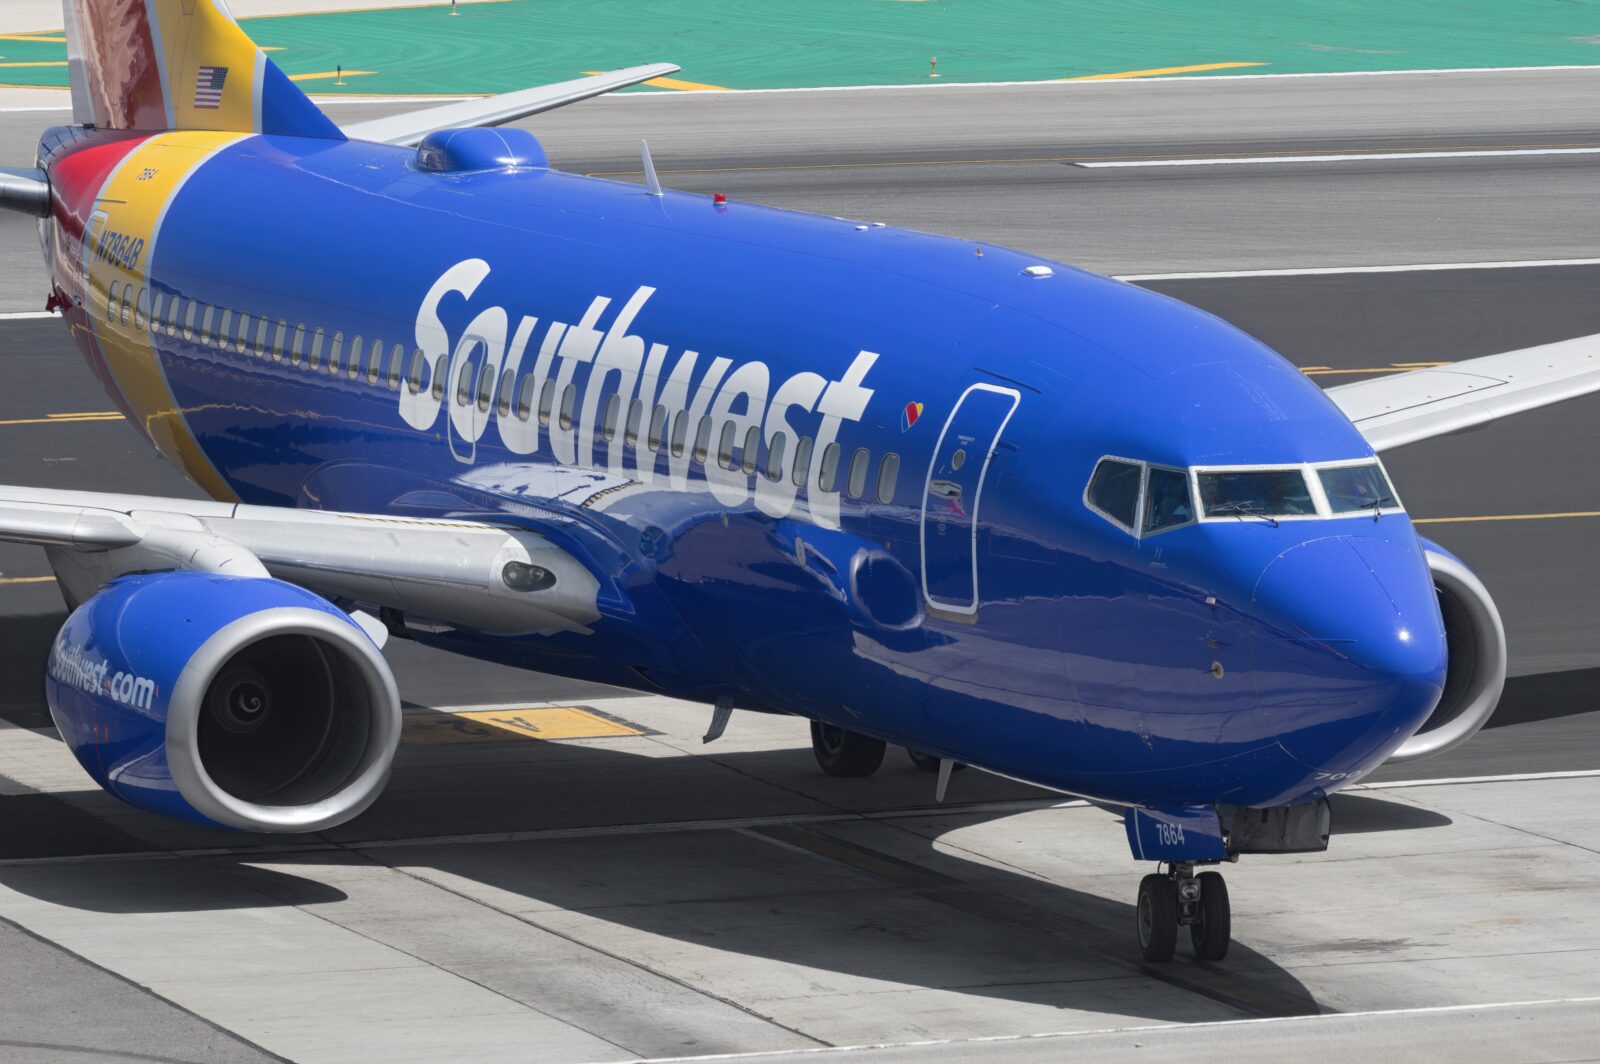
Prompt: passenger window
<box><xmin>408</xmin><ymin>349</ymin><xmax>427</xmax><ymax>395</ymax></box>
<box><xmin>669</xmin><ymin>411</ymin><xmax>689</xmax><ymax>458</ymax></box>
<box><xmin>133</xmin><ymin>288</ymin><xmax>147</xmax><ymax>329</ymax></box>
<box><xmin>538</xmin><ymin>379</ymin><xmax>557</xmax><ymax>426</ymax></box>
<box><xmin>1144</xmin><ymin>466</ymin><xmax>1194</xmax><ymax>533</ymax></box>
<box><xmin>765</xmin><ymin>432</ymin><xmax>787</xmax><ymax>482</ymax></box>
<box><xmin>514</xmin><ymin>373</ymin><xmax>534</xmax><ymax>418</ymax></box>
<box><xmin>216</xmin><ymin>309</ymin><xmax>233</xmax><ymax>349</ymax></box>
<box><xmin>149</xmin><ymin>291</ymin><xmax>166</xmax><ymax>334</ymax></box>
<box><xmin>559</xmin><ymin>384</ymin><xmax>576</xmax><ymax>430</ymax></box>
<box><xmin>876</xmin><ymin>453</ymin><xmax>900</xmax><ymax>504</ymax></box>
<box><xmin>367</xmin><ymin>339</ymin><xmax>383</xmax><ymax>383</ymax></box>
<box><xmin>1087</xmin><ymin>458</ymin><xmax>1141</xmax><ymax>530</ymax></box>
<box><xmin>602</xmin><ymin>394</ymin><xmax>621</xmax><ymax>441</ymax></box>
<box><xmin>106</xmin><ymin>281</ymin><xmax>119</xmax><ymax>322</ymax></box>
<box><xmin>254</xmin><ymin>317</ymin><xmax>271</xmax><ymax>357</ymax></box>
<box><xmin>328</xmin><ymin>332</ymin><xmax>344</xmax><ymax>374</ymax></box>
<box><xmin>817</xmin><ymin>442</ymin><xmax>841</xmax><ymax>492</ymax></box>
<box><xmin>792</xmin><ymin>436</ymin><xmax>814</xmax><ymax>487</ymax></box>
<box><xmin>476</xmin><ymin>360</ymin><xmax>494</xmax><ymax>411</ymax></box>
<box><xmin>388</xmin><ymin>344</ymin><xmax>404</xmax><ymax>390</ymax></box>
<box><xmin>289</xmin><ymin>324</ymin><xmax>305</xmax><ymax>365</ymax></box>
<box><xmin>434</xmin><ymin>356</ymin><xmax>450</xmax><ymax>401</ymax></box>
<box><xmin>625</xmin><ymin>399</ymin><xmax>644</xmax><ymax>446</ymax></box>
<box><xmin>276</xmin><ymin>319</ymin><xmax>292</xmax><ymax>360</ymax></box>
<box><xmin>235</xmin><ymin>312</ymin><xmax>252</xmax><ymax>351</ymax></box>
<box><xmin>717</xmin><ymin>421</ymin><xmax>737</xmax><ymax>469</ymax></box>
<box><xmin>741</xmin><ymin>425</ymin><xmax>762</xmax><ymax>474</ymax></box>
<box><xmin>346</xmin><ymin>334</ymin><xmax>362</xmax><ymax>377</ymax></box>
<box><xmin>647</xmin><ymin>405</ymin><xmax>667</xmax><ymax>451</ymax></box>
<box><xmin>184</xmin><ymin>300</ymin><xmax>199</xmax><ymax>340</ymax></box>
<box><xmin>455</xmin><ymin>359</ymin><xmax>473</xmax><ymax>405</ymax></box>
<box><xmin>692</xmin><ymin>415</ymin><xmax>712</xmax><ymax>464</ymax></box>
<box><xmin>847</xmin><ymin>447</ymin><xmax>871</xmax><ymax>499</ymax></box>
<box><xmin>309</xmin><ymin>328</ymin><xmax>325</xmax><ymax>369</ymax></box>
<box><xmin>121</xmin><ymin>289</ymin><xmax>132</xmax><ymax>326</ymax></box>
<box><xmin>496</xmin><ymin>367</ymin><xmax>514</xmax><ymax>415</ymax></box>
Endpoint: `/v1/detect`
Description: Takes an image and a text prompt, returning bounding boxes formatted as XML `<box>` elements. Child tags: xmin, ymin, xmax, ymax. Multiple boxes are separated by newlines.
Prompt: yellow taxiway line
<box><xmin>0</xmin><ymin>411</ymin><xmax>124</xmax><ymax>426</ymax></box>
<box><xmin>288</xmin><ymin>70</ymin><xmax>379</xmax><ymax>82</ymax></box>
<box><xmin>1063</xmin><ymin>62</ymin><xmax>1267</xmax><ymax>81</ymax></box>
<box><xmin>582</xmin><ymin>71</ymin><xmax>729</xmax><ymax>92</ymax></box>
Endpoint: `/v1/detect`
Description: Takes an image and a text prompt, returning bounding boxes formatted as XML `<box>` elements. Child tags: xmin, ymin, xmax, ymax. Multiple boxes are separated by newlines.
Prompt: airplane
<box><xmin>2</xmin><ymin>0</ymin><xmax>1598</xmax><ymax>965</ymax></box>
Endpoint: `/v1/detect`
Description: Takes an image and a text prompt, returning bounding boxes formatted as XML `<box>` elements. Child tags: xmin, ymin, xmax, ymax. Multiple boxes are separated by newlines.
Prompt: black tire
<box><xmin>810</xmin><ymin>721</ymin><xmax>886</xmax><ymax>777</ymax></box>
<box><xmin>1136</xmin><ymin>873</ymin><xmax>1178</xmax><ymax>963</ymax></box>
<box><xmin>1189</xmin><ymin>870</ymin><xmax>1231</xmax><ymax>962</ymax></box>
<box><xmin>907</xmin><ymin>750</ymin><xmax>967</xmax><ymax>773</ymax></box>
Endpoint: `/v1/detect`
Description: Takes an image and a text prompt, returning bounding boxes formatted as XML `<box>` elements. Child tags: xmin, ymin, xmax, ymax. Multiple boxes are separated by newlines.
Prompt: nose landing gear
<box><xmin>1136</xmin><ymin>863</ymin><xmax>1231</xmax><ymax>963</ymax></box>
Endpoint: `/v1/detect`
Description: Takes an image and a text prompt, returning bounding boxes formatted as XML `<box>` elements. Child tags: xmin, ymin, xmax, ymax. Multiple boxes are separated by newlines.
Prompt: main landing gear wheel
<box><xmin>810</xmin><ymin>721</ymin><xmax>886</xmax><ymax>777</ymax></box>
<box><xmin>1190</xmin><ymin>870</ymin><xmax>1231</xmax><ymax>962</ymax></box>
<box><xmin>1136</xmin><ymin>873</ymin><xmax>1178</xmax><ymax>962</ymax></box>
<box><xmin>906</xmin><ymin>750</ymin><xmax>966</xmax><ymax>773</ymax></box>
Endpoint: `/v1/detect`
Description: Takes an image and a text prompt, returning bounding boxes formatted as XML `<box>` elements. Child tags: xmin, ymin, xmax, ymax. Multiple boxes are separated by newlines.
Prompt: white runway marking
<box><xmin>642</xmin><ymin>996</ymin><xmax>1600</xmax><ymax>1062</ymax></box>
<box><xmin>0</xmin><ymin>311</ymin><xmax>59</xmax><ymax>320</ymax></box>
<box><xmin>1079</xmin><ymin>147</ymin><xmax>1600</xmax><ymax>168</ymax></box>
<box><xmin>1119</xmin><ymin>258</ymin><xmax>1600</xmax><ymax>281</ymax></box>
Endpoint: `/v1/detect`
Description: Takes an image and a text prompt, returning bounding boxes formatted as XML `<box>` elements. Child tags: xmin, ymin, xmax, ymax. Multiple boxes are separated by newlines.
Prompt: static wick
<box><xmin>929</xmin><ymin>56</ymin><xmax>940</xmax><ymax>78</ymax></box>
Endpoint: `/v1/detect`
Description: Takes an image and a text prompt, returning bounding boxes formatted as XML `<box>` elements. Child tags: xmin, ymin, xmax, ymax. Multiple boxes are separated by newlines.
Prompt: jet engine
<box><xmin>45</xmin><ymin>571</ymin><xmax>400</xmax><ymax>832</ymax></box>
<box><xmin>1388</xmin><ymin>541</ymin><xmax>1507</xmax><ymax>762</ymax></box>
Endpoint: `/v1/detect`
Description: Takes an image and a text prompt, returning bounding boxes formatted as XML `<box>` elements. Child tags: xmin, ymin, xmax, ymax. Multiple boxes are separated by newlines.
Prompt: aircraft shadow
<box><xmin>1483</xmin><ymin>667</ymin><xmax>1600</xmax><ymax>729</ymax></box>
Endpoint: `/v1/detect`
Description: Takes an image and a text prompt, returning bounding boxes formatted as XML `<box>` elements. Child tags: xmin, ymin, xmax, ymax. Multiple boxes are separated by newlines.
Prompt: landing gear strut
<box><xmin>1136</xmin><ymin>863</ymin><xmax>1231</xmax><ymax>963</ymax></box>
<box><xmin>809</xmin><ymin>721</ymin><xmax>885</xmax><ymax>777</ymax></box>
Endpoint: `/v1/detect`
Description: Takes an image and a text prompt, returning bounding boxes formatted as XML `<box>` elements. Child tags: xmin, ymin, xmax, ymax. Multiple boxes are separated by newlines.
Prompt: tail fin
<box><xmin>61</xmin><ymin>0</ymin><xmax>344</xmax><ymax>140</ymax></box>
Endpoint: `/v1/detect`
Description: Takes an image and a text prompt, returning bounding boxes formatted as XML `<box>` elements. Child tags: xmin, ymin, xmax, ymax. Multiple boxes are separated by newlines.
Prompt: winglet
<box><xmin>343</xmin><ymin>64</ymin><xmax>681</xmax><ymax>147</ymax></box>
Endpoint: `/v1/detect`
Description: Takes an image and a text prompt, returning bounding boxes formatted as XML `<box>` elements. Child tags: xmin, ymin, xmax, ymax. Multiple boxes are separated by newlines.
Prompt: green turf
<box><xmin>3</xmin><ymin>0</ymin><xmax>1597</xmax><ymax>95</ymax></box>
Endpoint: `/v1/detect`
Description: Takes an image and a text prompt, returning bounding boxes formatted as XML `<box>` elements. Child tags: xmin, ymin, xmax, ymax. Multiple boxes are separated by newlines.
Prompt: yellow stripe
<box><xmin>1063</xmin><ymin>61</ymin><xmax>1267</xmax><ymax>81</ymax></box>
<box><xmin>0</xmin><ymin>61</ymin><xmax>68</xmax><ymax>68</ymax></box>
<box><xmin>583</xmin><ymin>71</ymin><xmax>730</xmax><ymax>92</ymax></box>
<box><xmin>288</xmin><ymin>70</ymin><xmax>378</xmax><ymax>82</ymax></box>
<box><xmin>0</xmin><ymin>35</ymin><xmax>67</xmax><ymax>43</ymax></box>
<box><xmin>1414</xmin><ymin>511</ymin><xmax>1600</xmax><ymax>525</ymax></box>
<box><xmin>0</xmin><ymin>412</ymin><xmax>123</xmax><ymax>426</ymax></box>
<box><xmin>87</xmin><ymin>132</ymin><xmax>245</xmax><ymax>502</ymax></box>
<box><xmin>0</xmin><ymin>576</ymin><xmax>56</xmax><ymax>586</ymax></box>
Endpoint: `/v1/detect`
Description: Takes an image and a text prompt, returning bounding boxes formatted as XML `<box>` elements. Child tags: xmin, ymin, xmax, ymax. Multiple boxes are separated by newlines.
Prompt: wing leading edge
<box><xmin>1326</xmin><ymin>333</ymin><xmax>1600</xmax><ymax>452</ymax></box>
<box><xmin>343</xmin><ymin>64</ymin><xmax>682</xmax><ymax>147</ymax></box>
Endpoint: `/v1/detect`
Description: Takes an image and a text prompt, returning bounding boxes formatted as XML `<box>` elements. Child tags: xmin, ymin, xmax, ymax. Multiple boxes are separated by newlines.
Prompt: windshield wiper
<box><xmin>1209</xmin><ymin>502</ymin><xmax>1279</xmax><ymax>527</ymax></box>
<box><xmin>1355</xmin><ymin>497</ymin><xmax>1393</xmax><ymax>521</ymax></box>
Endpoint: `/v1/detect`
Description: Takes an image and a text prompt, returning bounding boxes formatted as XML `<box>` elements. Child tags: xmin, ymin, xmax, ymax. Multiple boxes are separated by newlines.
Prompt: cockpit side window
<box><xmin>1319</xmin><ymin>462</ymin><xmax>1398</xmax><ymax>513</ymax></box>
<box><xmin>1087</xmin><ymin>458</ymin><xmax>1141</xmax><ymax>531</ymax></box>
<box><xmin>1143</xmin><ymin>466</ymin><xmax>1193</xmax><ymax>533</ymax></box>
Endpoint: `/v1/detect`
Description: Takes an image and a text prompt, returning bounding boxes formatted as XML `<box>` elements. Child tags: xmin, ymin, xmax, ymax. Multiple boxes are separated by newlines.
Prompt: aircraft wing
<box><xmin>0</xmin><ymin>485</ymin><xmax>603</xmax><ymax>637</ymax></box>
<box><xmin>1326</xmin><ymin>333</ymin><xmax>1600</xmax><ymax>452</ymax></box>
<box><xmin>343</xmin><ymin>64</ymin><xmax>681</xmax><ymax>147</ymax></box>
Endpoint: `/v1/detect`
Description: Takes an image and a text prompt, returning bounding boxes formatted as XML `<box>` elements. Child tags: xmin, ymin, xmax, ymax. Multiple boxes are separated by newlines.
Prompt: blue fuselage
<box><xmin>47</xmin><ymin>129</ymin><xmax>1448</xmax><ymax>810</ymax></box>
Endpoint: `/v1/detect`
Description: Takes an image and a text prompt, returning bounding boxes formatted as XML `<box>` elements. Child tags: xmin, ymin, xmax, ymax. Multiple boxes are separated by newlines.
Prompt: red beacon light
<box><xmin>713</xmin><ymin>193</ymin><xmax>727</xmax><ymax>205</ymax></box>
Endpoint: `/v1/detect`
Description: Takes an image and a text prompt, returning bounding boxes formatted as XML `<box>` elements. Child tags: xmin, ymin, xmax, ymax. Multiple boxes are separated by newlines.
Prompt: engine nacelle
<box><xmin>1388</xmin><ymin>542</ymin><xmax>1507</xmax><ymax>762</ymax></box>
<box><xmin>45</xmin><ymin>571</ymin><xmax>400</xmax><ymax>832</ymax></box>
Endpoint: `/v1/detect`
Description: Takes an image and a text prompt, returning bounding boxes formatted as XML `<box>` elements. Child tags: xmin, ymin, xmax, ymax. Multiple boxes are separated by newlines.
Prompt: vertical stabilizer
<box><xmin>60</xmin><ymin>0</ymin><xmax>345</xmax><ymax>140</ymax></box>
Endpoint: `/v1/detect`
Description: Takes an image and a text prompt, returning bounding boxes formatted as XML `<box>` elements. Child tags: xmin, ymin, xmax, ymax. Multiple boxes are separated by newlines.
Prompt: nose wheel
<box><xmin>1136</xmin><ymin>864</ymin><xmax>1231</xmax><ymax>963</ymax></box>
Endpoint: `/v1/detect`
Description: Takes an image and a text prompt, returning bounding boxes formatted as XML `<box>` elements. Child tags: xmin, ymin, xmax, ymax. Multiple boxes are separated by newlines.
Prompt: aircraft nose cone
<box><xmin>1253</xmin><ymin>534</ymin><xmax>1446</xmax><ymax>775</ymax></box>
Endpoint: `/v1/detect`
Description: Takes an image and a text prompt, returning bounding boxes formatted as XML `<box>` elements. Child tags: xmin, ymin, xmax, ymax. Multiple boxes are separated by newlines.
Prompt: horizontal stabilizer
<box><xmin>1327</xmin><ymin>333</ymin><xmax>1600</xmax><ymax>451</ymax></box>
<box><xmin>0</xmin><ymin>167</ymin><xmax>49</xmax><ymax>217</ymax></box>
<box><xmin>344</xmin><ymin>64</ymin><xmax>681</xmax><ymax>147</ymax></box>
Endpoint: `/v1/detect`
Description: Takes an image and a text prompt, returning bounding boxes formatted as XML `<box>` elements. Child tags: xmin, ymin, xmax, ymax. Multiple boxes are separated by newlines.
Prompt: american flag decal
<box><xmin>193</xmin><ymin>66</ymin><xmax>228</xmax><ymax>109</ymax></box>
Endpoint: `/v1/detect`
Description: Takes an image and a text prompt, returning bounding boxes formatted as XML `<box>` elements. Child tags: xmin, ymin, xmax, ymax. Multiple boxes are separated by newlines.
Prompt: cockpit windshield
<box><xmin>1318</xmin><ymin>462</ymin><xmax>1398</xmax><ymax>513</ymax></box>
<box><xmin>1197</xmin><ymin>470</ymin><xmax>1316</xmax><ymax>519</ymax></box>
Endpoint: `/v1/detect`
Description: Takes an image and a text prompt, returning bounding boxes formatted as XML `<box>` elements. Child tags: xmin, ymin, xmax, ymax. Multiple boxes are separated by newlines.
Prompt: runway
<box><xmin>1</xmin><ymin>67</ymin><xmax>1598</xmax><ymax>1063</ymax></box>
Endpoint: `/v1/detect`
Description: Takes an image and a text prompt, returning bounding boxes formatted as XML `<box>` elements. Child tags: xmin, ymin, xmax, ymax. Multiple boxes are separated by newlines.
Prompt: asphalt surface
<box><xmin>0</xmin><ymin>67</ymin><xmax>1597</xmax><ymax>1063</ymax></box>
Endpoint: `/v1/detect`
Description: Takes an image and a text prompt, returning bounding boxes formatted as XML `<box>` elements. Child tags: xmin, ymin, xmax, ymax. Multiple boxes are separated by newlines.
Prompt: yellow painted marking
<box><xmin>1414</xmin><ymin>511</ymin><xmax>1600</xmax><ymax>525</ymax></box>
<box><xmin>0</xmin><ymin>61</ymin><xmax>68</xmax><ymax>68</ymax></box>
<box><xmin>1063</xmin><ymin>62</ymin><xmax>1267</xmax><ymax>81</ymax></box>
<box><xmin>241</xmin><ymin>0</ymin><xmax>516</xmax><ymax>20</ymax></box>
<box><xmin>583</xmin><ymin>71</ymin><xmax>730</xmax><ymax>92</ymax></box>
<box><xmin>402</xmin><ymin>706</ymin><xmax>644</xmax><ymax>745</ymax></box>
<box><xmin>587</xmin><ymin>141</ymin><xmax>1600</xmax><ymax>178</ymax></box>
<box><xmin>0</xmin><ymin>35</ymin><xmax>68</xmax><ymax>43</ymax></box>
<box><xmin>0</xmin><ymin>576</ymin><xmax>56</xmax><ymax>585</ymax></box>
<box><xmin>1391</xmin><ymin>361</ymin><xmax>1453</xmax><ymax>367</ymax></box>
<box><xmin>0</xmin><ymin>411</ymin><xmax>124</xmax><ymax>426</ymax></box>
<box><xmin>1302</xmin><ymin>362</ymin><xmax>1457</xmax><ymax>377</ymax></box>
<box><xmin>288</xmin><ymin>70</ymin><xmax>379</xmax><ymax>82</ymax></box>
